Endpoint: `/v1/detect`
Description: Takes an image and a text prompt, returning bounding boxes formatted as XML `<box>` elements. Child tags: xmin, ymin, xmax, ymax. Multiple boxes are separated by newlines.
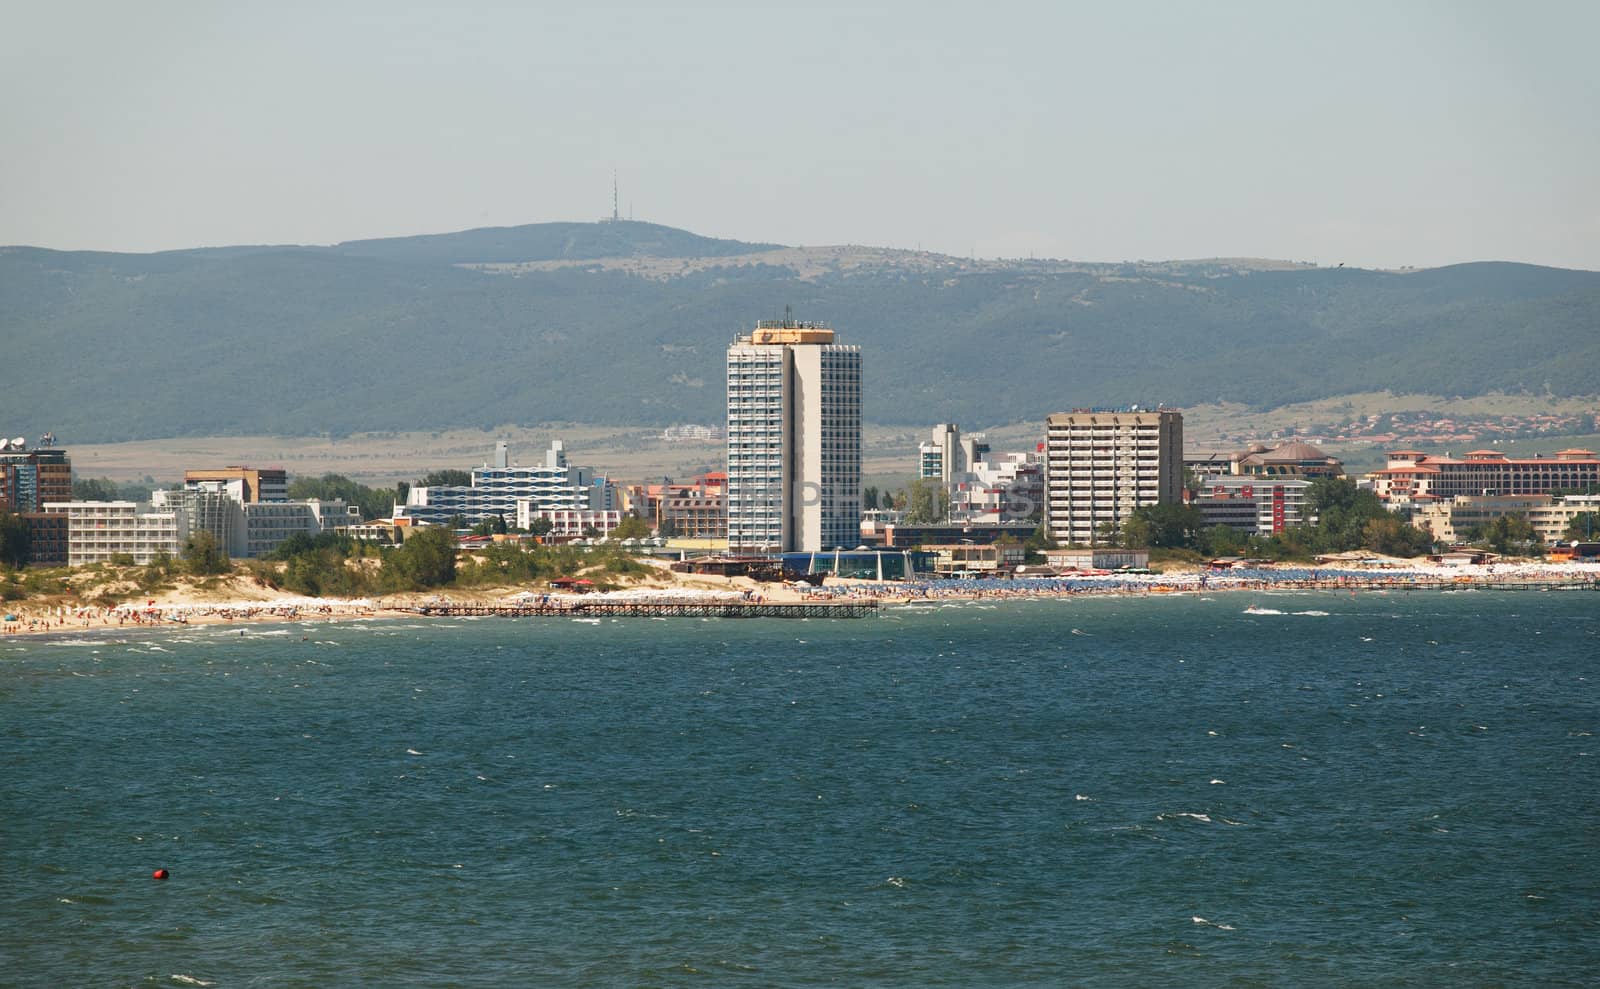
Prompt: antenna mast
<box><xmin>612</xmin><ymin>169</ymin><xmax>619</xmax><ymax>222</ymax></box>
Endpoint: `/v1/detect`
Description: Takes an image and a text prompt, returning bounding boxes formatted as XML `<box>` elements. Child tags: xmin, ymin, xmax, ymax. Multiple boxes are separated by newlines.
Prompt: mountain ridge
<box><xmin>3</xmin><ymin>222</ymin><xmax>1595</xmax><ymax>444</ymax></box>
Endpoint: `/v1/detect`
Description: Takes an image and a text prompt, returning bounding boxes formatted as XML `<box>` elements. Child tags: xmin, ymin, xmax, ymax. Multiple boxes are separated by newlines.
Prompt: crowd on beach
<box><xmin>1</xmin><ymin>598</ymin><xmax>380</xmax><ymax>634</ymax></box>
<box><xmin>802</xmin><ymin>561</ymin><xmax>1600</xmax><ymax>603</ymax></box>
<box><xmin>5</xmin><ymin>561</ymin><xmax>1597</xmax><ymax>635</ymax></box>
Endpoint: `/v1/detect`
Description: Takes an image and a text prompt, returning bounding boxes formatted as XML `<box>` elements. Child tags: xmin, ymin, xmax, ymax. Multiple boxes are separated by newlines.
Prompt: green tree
<box><xmin>903</xmin><ymin>478</ymin><xmax>949</xmax><ymax>524</ymax></box>
<box><xmin>385</xmin><ymin>526</ymin><xmax>458</xmax><ymax>588</ymax></box>
<box><xmin>1360</xmin><ymin>515</ymin><xmax>1433</xmax><ymax>557</ymax></box>
<box><xmin>72</xmin><ymin>477</ymin><xmax>120</xmax><ymax>501</ymax></box>
<box><xmin>1124</xmin><ymin>504</ymin><xmax>1204</xmax><ymax>549</ymax></box>
<box><xmin>417</xmin><ymin>469</ymin><xmax>472</xmax><ymax>488</ymax></box>
<box><xmin>1468</xmin><ymin>514</ymin><xmax>1543</xmax><ymax>557</ymax></box>
<box><xmin>1197</xmin><ymin>524</ymin><xmax>1247</xmax><ymax>557</ymax></box>
<box><xmin>0</xmin><ymin>511</ymin><xmax>32</xmax><ymax>568</ymax></box>
<box><xmin>609</xmin><ymin>515</ymin><xmax>653</xmax><ymax>541</ymax></box>
<box><xmin>1304</xmin><ymin>477</ymin><xmax>1394</xmax><ymax>553</ymax></box>
<box><xmin>527</xmin><ymin>516</ymin><xmax>554</xmax><ymax>537</ymax></box>
<box><xmin>182</xmin><ymin>530</ymin><xmax>230</xmax><ymax>575</ymax></box>
<box><xmin>862</xmin><ymin>486</ymin><xmax>880</xmax><ymax>511</ymax></box>
<box><xmin>287</xmin><ymin>473</ymin><xmax>401</xmax><ymax>523</ymax></box>
<box><xmin>1564</xmin><ymin>512</ymin><xmax>1599</xmax><ymax>543</ymax></box>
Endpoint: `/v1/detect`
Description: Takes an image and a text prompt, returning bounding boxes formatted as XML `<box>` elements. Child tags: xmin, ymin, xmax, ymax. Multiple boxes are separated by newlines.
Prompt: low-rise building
<box><xmin>925</xmin><ymin>542</ymin><xmax>1027</xmax><ymax>575</ymax></box>
<box><xmin>1045</xmin><ymin>548</ymin><xmax>1151</xmax><ymax>570</ymax></box>
<box><xmin>1189</xmin><ymin>476</ymin><xmax>1316</xmax><ymax>536</ymax></box>
<box><xmin>514</xmin><ymin>505</ymin><xmax>623</xmax><ymax>538</ymax></box>
<box><xmin>1408</xmin><ymin>493</ymin><xmax>1600</xmax><ymax>546</ymax></box>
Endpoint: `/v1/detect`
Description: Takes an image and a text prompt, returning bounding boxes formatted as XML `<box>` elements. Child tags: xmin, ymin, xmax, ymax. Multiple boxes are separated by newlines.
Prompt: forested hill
<box><xmin>2</xmin><ymin>220</ymin><xmax>1596</xmax><ymax>443</ymax></box>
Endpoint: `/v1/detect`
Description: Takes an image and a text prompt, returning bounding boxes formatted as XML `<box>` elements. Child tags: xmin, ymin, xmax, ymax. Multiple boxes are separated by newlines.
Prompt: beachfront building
<box><xmin>726</xmin><ymin>318</ymin><xmax>862</xmax><ymax>553</ymax></box>
<box><xmin>1044</xmin><ymin>548</ymin><xmax>1151</xmax><ymax>570</ymax></box>
<box><xmin>512</xmin><ymin>504</ymin><xmax>624</xmax><ymax>538</ymax></box>
<box><xmin>155</xmin><ymin>481</ymin><xmax>357</xmax><ymax>559</ymax></box>
<box><xmin>1189</xmin><ymin>476</ymin><xmax>1317</xmax><ymax>536</ymax></box>
<box><xmin>951</xmin><ymin>450</ymin><xmax>1046</xmax><ymax>523</ymax></box>
<box><xmin>628</xmin><ymin>472</ymin><xmax>728</xmax><ymax>540</ymax></box>
<box><xmin>924</xmin><ymin>542</ymin><xmax>1027</xmax><ymax>576</ymax></box>
<box><xmin>919</xmin><ymin>424</ymin><xmax>990</xmax><ymax>486</ymax></box>
<box><xmin>182</xmin><ymin>466</ymin><xmax>288</xmax><ymax>503</ymax></box>
<box><xmin>1408</xmin><ymin>492</ymin><xmax>1600</xmax><ymax>546</ymax></box>
<box><xmin>401</xmin><ymin>440</ymin><xmax>618</xmax><ymax>527</ymax></box>
<box><xmin>0</xmin><ymin>438</ymin><xmax>72</xmax><ymax>513</ymax></box>
<box><xmin>44</xmin><ymin>501</ymin><xmax>186</xmax><ymax>566</ymax></box>
<box><xmin>1044</xmin><ymin>408</ymin><xmax>1184</xmax><ymax>546</ymax></box>
<box><xmin>1367</xmin><ymin>448</ymin><xmax>1600</xmax><ymax>504</ymax></box>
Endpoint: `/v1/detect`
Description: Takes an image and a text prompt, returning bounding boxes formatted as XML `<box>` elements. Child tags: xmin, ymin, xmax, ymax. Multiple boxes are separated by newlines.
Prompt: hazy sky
<box><xmin>4</xmin><ymin>1</ymin><xmax>1597</xmax><ymax>268</ymax></box>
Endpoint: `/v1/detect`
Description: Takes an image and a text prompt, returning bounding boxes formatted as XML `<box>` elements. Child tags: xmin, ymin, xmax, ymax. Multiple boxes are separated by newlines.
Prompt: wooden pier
<box><xmin>401</xmin><ymin>600</ymin><xmax>879</xmax><ymax>620</ymax></box>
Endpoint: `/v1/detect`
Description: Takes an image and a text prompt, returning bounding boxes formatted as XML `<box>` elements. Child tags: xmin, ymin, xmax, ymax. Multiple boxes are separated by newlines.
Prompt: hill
<box><xmin>2</xmin><ymin>222</ymin><xmax>1596</xmax><ymax>443</ymax></box>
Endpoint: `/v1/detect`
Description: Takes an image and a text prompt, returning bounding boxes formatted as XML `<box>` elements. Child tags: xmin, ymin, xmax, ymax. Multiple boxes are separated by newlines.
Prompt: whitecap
<box><xmin>405</xmin><ymin>748</ymin><xmax>423</xmax><ymax>756</ymax></box>
<box><xmin>1293</xmin><ymin>610</ymin><xmax>1329</xmax><ymax>617</ymax></box>
<box><xmin>1209</xmin><ymin>779</ymin><xmax>1225</xmax><ymax>785</ymax></box>
<box><xmin>170</xmin><ymin>977</ymin><xmax>217</xmax><ymax>987</ymax></box>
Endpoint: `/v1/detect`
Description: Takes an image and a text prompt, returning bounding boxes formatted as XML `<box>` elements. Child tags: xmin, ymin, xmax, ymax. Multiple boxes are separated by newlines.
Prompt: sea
<box><xmin>4</xmin><ymin>590</ymin><xmax>1597</xmax><ymax>987</ymax></box>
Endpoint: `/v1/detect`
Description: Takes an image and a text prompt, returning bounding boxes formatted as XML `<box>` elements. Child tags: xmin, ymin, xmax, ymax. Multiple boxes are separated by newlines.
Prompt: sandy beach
<box><xmin>5</xmin><ymin>558</ymin><xmax>1597</xmax><ymax>638</ymax></box>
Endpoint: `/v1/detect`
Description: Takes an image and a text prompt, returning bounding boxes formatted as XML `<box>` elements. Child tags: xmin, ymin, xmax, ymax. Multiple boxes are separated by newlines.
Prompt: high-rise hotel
<box><xmin>1044</xmin><ymin>408</ymin><xmax>1184</xmax><ymax>546</ymax></box>
<box><xmin>726</xmin><ymin>319</ymin><xmax>862</xmax><ymax>553</ymax></box>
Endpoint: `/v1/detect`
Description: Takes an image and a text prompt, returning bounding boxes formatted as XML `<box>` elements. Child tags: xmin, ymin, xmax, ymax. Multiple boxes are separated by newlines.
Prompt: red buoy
<box><xmin>152</xmin><ymin>868</ymin><xmax>169</xmax><ymax>880</ymax></box>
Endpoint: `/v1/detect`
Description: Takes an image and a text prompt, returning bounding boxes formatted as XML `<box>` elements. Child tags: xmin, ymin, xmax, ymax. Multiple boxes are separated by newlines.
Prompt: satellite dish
<box><xmin>10</xmin><ymin>437</ymin><xmax>24</xmax><ymax>448</ymax></box>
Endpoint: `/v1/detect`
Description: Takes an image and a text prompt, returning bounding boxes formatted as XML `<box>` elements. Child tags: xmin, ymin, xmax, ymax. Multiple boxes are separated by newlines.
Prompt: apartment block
<box><xmin>1044</xmin><ymin>408</ymin><xmax>1183</xmax><ymax>546</ymax></box>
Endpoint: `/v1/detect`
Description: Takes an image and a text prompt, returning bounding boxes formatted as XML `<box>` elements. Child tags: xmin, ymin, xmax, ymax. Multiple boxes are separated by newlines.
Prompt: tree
<box><xmin>417</xmin><ymin>469</ymin><xmax>472</xmax><ymax>488</ymax></box>
<box><xmin>288</xmin><ymin>473</ymin><xmax>402</xmax><ymax>523</ymax></box>
<box><xmin>1095</xmin><ymin>520</ymin><xmax>1125</xmax><ymax>548</ymax></box>
<box><xmin>1124</xmin><ymin>504</ymin><xmax>1204</xmax><ymax>549</ymax></box>
<box><xmin>903</xmin><ymin>478</ymin><xmax>949</xmax><ymax>524</ymax></box>
<box><xmin>1565</xmin><ymin>512</ymin><xmax>1599</xmax><ymax>543</ymax></box>
<box><xmin>862</xmin><ymin>486</ymin><xmax>880</xmax><ymax>511</ymax></box>
<box><xmin>386</xmin><ymin>526</ymin><xmax>457</xmax><ymax>587</ymax></box>
<box><xmin>183</xmin><ymin>530</ymin><xmax>230</xmax><ymax>575</ymax></box>
<box><xmin>1468</xmin><ymin>514</ymin><xmax>1543</xmax><ymax>557</ymax></box>
<box><xmin>1304</xmin><ymin>477</ymin><xmax>1394</xmax><ymax>553</ymax></box>
<box><xmin>1360</xmin><ymin>515</ymin><xmax>1433</xmax><ymax>557</ymax></box>
<box><xmin>0</xmin><ymin>511</ymin><xmax>31</xmax><ymax>568</ymax></box>
<box><xmin>1197</xmin><ymin>524</ymin><xmax>1247</xmax><ymax>557</ymax></box>
<box><xmin>72</xmin><ymin>477</ymin><xmax>120</xmax><ymax>501</ymax></box>
<box><xmin>527</xmin><ymin>517</ymin><xmax>554</xmax><ymax>537</ymax></box>
<box><xmin>610</xmin><ymin>515</ymin><xmax>653</xmax><ymax>541</ymax></box>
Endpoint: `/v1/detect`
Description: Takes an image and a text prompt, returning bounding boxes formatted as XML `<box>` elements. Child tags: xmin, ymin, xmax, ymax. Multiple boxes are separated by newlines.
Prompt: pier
<box><xmin>400</xmin><ymin>600</ymin><xmax>879</xmax><ymax>620</ymax></box>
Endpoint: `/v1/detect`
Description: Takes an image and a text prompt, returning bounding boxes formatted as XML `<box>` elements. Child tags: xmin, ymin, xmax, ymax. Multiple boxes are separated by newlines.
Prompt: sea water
<box><xmin>4</xmin><ymin>591</ymin><xmax>1597</xmax><ymax>986</ymax></box>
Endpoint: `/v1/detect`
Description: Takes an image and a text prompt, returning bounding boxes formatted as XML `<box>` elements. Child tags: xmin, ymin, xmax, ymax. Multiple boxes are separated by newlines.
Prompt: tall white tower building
<box><xmin>726</xmin><ymin>319</ymin><xmax>862</xmax><ymax>553</ymax></box>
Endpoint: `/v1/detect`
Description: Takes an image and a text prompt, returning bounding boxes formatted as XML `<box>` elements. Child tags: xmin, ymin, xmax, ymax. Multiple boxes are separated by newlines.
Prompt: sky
<box><xmin>4</xmin><ymin>1</ymin><xmax>1598</xmax><ymax>269</ymax></box>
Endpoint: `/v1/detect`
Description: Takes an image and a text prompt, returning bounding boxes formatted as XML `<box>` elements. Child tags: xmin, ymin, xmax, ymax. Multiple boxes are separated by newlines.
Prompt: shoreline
<box><xmin>5</xmin><ymin>563</ymin><xmax>1597</xmax><ymax>639</ymax></box>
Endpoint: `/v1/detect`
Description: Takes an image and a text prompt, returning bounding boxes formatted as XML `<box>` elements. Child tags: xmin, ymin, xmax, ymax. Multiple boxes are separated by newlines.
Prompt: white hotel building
<box><xmin>726</xmin><ymin>320</ymin><xmax>862</xmax><ymax>553</ymax></box>
<box><xmin>1044</xmin><ymin>408</ymin><xmax>1184</xmax><ymax>547</ymax></box>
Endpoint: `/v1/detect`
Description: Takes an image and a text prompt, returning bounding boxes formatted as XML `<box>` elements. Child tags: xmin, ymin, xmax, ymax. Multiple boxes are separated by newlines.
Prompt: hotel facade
<box><xmin>726</xmin><ymin>319</ymin><xmax>862</xmax><ymax>553</ymax></box>
<box><xmin>1044</xmin><ymin>408</ymin><xmax>1184</xmax><ymax>546</ymax></box>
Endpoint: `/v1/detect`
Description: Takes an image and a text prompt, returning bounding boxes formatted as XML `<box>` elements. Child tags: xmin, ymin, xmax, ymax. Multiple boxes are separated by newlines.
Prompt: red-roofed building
<box><xmin>1367</xmin><ymin>448</ymin><xmax>1600</xmax><ymax>504</ymax></box>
